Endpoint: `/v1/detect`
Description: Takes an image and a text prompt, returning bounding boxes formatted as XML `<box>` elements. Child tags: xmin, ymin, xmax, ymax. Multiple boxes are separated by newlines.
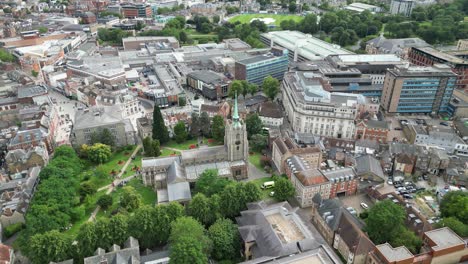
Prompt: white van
<box><xmin>261</xmin><ymin>181</ymin><xmax>275</xmax><ymax>189</ymax></box>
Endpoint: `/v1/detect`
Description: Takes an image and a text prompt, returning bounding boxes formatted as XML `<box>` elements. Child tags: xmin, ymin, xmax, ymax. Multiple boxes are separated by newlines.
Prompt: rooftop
<box><xmin>17</xmin><ymin>85</ymin><xmax>48</xmax><ymax>99</ymax></box>
<box><xmin>425</xmin><ymin>227</ymin><xmax>465</xmax><ymax>250</ymax></box>
<box><xmin>262</xmin><ymin>31</ymin><xmax>352</xmax><ymax>61</ymax></box>
<box><xmin>74</xmin><ymin>106</ymin><xmax>124</xmax><ymax>130</ymax></box>
<box><xmin>414</xmin><ymin>47</ymin><xmax>468</xmax><ymax>65</ymax></box>
<box><xmin>187</xmin><ymin>70</ymin><xmax>226</xmax><ymax>85</ymax></box>
<box><xmin>388</xmin><ymin>64</ymin><xmax>457</xmax><ymax>77</ymax></box>
<box><xmin>376</xmin><ymin>243</ymin><xmax>413</xmax><ymax>262</ymax></box>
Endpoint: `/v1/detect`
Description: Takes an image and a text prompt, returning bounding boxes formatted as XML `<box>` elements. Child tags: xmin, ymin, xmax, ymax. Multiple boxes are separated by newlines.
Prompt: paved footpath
<box><xmin>88</xmin><ymin>145</ymin><xmax>141</xmax><ymax>222</ymax></box>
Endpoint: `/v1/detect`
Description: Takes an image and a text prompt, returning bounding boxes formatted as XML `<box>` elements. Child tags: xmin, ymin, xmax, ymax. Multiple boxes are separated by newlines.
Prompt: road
<box><xmin>88</xmin><ymin>145</ymin><xmax>141</xmax><ymax>222</ymax></box>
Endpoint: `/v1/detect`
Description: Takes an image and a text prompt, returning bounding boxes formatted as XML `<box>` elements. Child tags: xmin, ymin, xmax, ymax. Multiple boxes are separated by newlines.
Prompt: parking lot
<box><xmin>339</xmin><ymin>193</ymin><xmax>374</xmax><ymax>214</ymax></box>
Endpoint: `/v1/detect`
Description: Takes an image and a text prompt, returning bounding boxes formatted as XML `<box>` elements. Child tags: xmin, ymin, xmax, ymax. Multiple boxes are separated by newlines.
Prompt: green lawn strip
<box><xmin>160</xmin><ymin>148</ymin><xmax>181</xmax><ymax>157</ymax></box>
<box><xmin>98</xmin><ymin>146</ymin><xmax>136</xmax><ymax>175</ymax></box>
<box><xmin>229</xmin><ymin>14</ymin><xmax>304</xmax><ymax>26</ymax></box>
<box><xmin>163</xmin><ymin>139</ymin><xmax>199</xmax><ymax>150</ymax></box>
<box><xmin>248</xmin><ymin>152</ymin><xmax>263</xmax><ymax>171</ymax></box>
<box><xmin>250</xmin><ymin>177</ymin><xmax>275</xmax><ymax>200</ymax></box>
<box><xmin>122</xmin><ymin>156</ymin><xmax>143</xmax><ymax>178</ymax></box>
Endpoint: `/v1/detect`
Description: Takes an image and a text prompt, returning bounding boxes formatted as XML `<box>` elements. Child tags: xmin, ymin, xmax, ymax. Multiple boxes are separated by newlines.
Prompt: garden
<box><xmin>228</xmin><ymin>14</ymin><xmax>304</xmax><ymax>27</ymax></box>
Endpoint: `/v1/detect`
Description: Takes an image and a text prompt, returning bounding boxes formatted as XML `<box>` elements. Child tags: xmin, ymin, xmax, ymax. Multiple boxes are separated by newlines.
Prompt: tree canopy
<box><xmin>152</xmin><ymin>104</ymin><xmax>170</xmax><ymax>144</ymax></box>
<box><xmin>273</xmin><ymin>176</ymin><xmax>295</xmax><ymax>201</ymax></box>
<box><xmin>262</xmin><ymin>75</ymin><xmax>280</xmax><ymax>101</ymax></box>
<box><xmin>169</xmin><ymin>217</ymin><xmax>211</xmax><ymax>264</ymax></box>
<box><xmin>211</xmin><ymin>115</ymin><xmax>225</xmax><ymax>144</ymax></box>
<box><xmin>245</xmin><ymin>113</ymin><xmax>263</xmax><ymax>139</ymax></box>
<box><xmin>173</xmin><ymin>121</ymin><xmax>188</xmax><ymax>143</ymax></box>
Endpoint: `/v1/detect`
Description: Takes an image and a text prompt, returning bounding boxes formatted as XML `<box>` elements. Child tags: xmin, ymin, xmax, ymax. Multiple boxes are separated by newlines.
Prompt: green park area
<box><xmin>229</xmin><ymin>14</ymin><xmax>303</xmax><ymax>26</ymax></box>
<box><xmin>229</xmin><ymin>13</ymin><xmax>303</xmax><ymax>26</ymax></box>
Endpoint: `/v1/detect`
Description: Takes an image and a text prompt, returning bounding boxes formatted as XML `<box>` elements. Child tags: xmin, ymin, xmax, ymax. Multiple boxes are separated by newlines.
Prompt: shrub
<box><xmin>4</xmin><ymin>222</ymin><xmax>25</xmax><ymax>238</ymax></box>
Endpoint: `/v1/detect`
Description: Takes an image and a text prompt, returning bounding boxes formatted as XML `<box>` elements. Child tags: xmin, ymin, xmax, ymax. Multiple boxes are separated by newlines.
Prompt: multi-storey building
<box><xmin>282</xmin><ymin>70</ymin><xmax>360</xmax><ymax>139</ymax></box>
<box><xmin>234</xmin><ymin>46</ymin><xmax>289</xmax><ymax>85</ymax></box>
<box><xmin>389</xmin><ymin>0</ymin><xmax>415</xmax><ymax>16</ymax></box>
<box><xmin>186</xmin><ymin>70</ymin><xmax>231</xmax><ymax>100</ymax></box>
<box><xmin>408</xmin><ymin>47</ymin><xmax>468</xmax><ymax>89</ymax></box>
<box><xmin>121</xmin><ymin>3</ymin><xmax>152</xmax><ymax>18</ymax></box>
<box><xmin>381</xmin><ymin>64</ymin><xmax>456</xmax><ymax>114</ymax></box>
<box><xmin>272</xmin><ymin>137</ymin><xmax>322</xmax><ymax>174</ymax></box>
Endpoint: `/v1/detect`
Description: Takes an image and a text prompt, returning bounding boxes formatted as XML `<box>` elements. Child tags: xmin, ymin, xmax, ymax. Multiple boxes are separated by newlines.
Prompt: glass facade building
<box><xmin>235</xmin><ymin>48</ymin><xmax>289</xmax><ymax>85</ymax></box>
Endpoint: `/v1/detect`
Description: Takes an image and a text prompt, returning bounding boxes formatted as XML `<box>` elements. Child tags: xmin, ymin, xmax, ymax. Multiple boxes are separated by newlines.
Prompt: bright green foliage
<box><xmin>120</xmin><ymin>186</ymin><xmax>142</xmax><ymax>211</ymax></box>
<box><xmin>29</xmin><ymin>230</ymin><xmax>73</xmax><ymax>264</ymax></box>
<box><xmin>87</xmin><ymin>143</ymin><xmax>112</xmax><ymax>164</ymax></box>
<box><xmin>97</xmin><ymin>194</ymin><xmax>113</xmax><ymax>209</ymax></box>
<box><xmin>97</xmin><ymin>28</ymin><xmax>131</xmax><ymax>45</ymax></box>
<box><xmin>208</xmin><ymin>218</ymin><xmax>240</xmax><ymax>261</ymax></box>
<box><xmin>250</xmin><ymin>134</ymin><xmax>268</xmax><ymax>152</ymax></box>
<box><xmin>245</xmin><ymin>113</ymin><xmax>263</xmax><ymax>139</ymax></box>
<box><xmin>436</xmin><ymin>217</ymin><xmax>468</xmax><ymax>237</ymax></box>
<box><xmin>152</xmin><ymin>104</ymin><xmax>170</xmax><ymax>144</ymax></box>
<box><xmin>0</xmin><ymin>49</ymin><xmax>15</xmax><ymax>62</ymax></box>
<box><xmin>229</xmin><ymin>80</ymin><xmax>244</xmax><ymax>99</ymax></box>
<box><xmin>365</xmin><ymin>200</ymin><xmax>406</xmax><ymax>244</ymax></box>
<box><xmin>211</xmin><ymin>115</ymin><xmax>225</xmax><ymax>144</ymax></box>
<box><xmin>174</xmin><ymin>121</ymin><xmax>188</xmax><ymax>143</ymax></box>
<box><xmin>440</xmin><ymin>191</ymin><xmax>468</xmax><ymax>223</ymax></box>
<box><xmin>188</xmin><ymin>193</ymin><xmax>218</xmax><ymax>226</ymax></box>
<box><xmin>194</xmin><ymin>170</ymin><xmax>231</xmax><ymax>197</ymax></box>
<box><xmin>169</xmin><ymin>217</ymin><xmax>211</xmax><ymax>264</ymax></box>
<box><xmin>262</xmin><ymin>75</ymin><xmax>280</xmax><ymax>101</ymax></box>
<box><xmin>79</xmin><ymin>181</ymin><xmax>97</xmax><ymax>198</ymax></box>
<box><xmin>273</xmin><ymin>176</ymin><xmax>295</xmax><ymax>201</ymax></box>
<box><xmin>77</xmin><ymin>222</ymin><xmax>98</xmax><ymax>257</ymax></box>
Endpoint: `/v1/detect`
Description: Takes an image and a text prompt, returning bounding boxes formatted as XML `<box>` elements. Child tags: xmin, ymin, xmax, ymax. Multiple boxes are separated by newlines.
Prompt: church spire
<box><xmin>233</xmin><ymin>92</ymin><xmax>241</xmax><ymax>127</ymax></box>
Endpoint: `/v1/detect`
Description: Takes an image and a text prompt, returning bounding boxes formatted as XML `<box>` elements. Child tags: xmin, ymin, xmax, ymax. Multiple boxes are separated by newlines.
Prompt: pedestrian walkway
<box><xmin>88</xmin><ymin>145</ymin><xmax>141</xmax><ymax>222</ymax></box>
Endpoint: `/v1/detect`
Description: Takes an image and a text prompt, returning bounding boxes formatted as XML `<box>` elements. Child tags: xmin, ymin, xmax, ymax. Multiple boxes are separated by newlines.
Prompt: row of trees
<box><xmin>18</xmin><ymin>146</ymin><xmax>84</xmax><ymax>259</ymax></box>
<box><xmin>228</xmin><ymin>75</ymin><xmax>279</xmax><ymax>101</ymax></box>
<box><xmin>97</xmin><ymin>28</ymin><xmax>132</xmax><ymax>45</ymax></box>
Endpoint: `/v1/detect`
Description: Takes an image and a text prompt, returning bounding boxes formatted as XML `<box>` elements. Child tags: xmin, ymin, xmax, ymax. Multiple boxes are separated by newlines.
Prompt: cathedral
<box><xmin>141</xmin><ymin>95</ymin><xmax>249</xmax><ymax>202</ymax></box>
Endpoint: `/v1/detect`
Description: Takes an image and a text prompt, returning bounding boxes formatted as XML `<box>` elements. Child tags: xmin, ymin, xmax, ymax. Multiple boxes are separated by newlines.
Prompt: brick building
<box><xmin>355</xmin><ymin>119</ymin><xmax>389</xmax><ymax>142</ymax></box>
<box><xmin>408</xmin><ymin>47</ymin><xmax>468</xmax><ymax>89</ymax></box>
<box><xmin>121</xmin><ymin>3</ymin><xmax>152</xmax><ymax>18</ymax></box>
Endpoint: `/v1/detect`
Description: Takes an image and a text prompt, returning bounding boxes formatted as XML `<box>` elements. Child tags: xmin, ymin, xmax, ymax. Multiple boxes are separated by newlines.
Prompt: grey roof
<box><xmin>9</xmin><ymin>128</ymin><xmax>45</xmax><ymax>146</ymax></box>
<box><xmin>366</xmin><ymin>119</ymin><xmax>389</xmax><ymax>130</ymax></box>
<box><xmin>181</xmin><ymin>145</ymin><xmax>226</xmax><ymax>162</ymax></box>
<box><xmin>245</xmin><ymin>95</ymin><xmax>268</xmax><ymax>107</ymax></box>
<box><xmin>355</xmin><ymin>155</ymin><xmax>385</xmax><ymax>180</ymax></box>
<box><xmin>84</xmin><ymin>237</ymin><xmax>140</xmax><ymax>264</ymax></box>
<box><xmin>376</xmin><ymin>243</ymin><xmax>413</xmax><ymax>262</ymax></box>
<box><xmin>315</xmin><ymin>198</ymin><xmax>343</xmax><ymax>232</ymax></box>
<box><xmin>259</xmin><ymin>101</ymin><xmax>282</xmax><ymax>119</ymax></box>
<box><xmin>141</xmin><ymin>156</ymin><xmax>179</xmax><ymax>169</ymax></box>
<box><xmin>367</xmin><ymin>36</ymin><xmax>430</xmax><ymax>54</ymax></box>
<box><xmin>355</xmin><ymin>139</ymin><xmax>380</xmax><ymax>150</ymax></box>
<box><xmin>74</xmin><ymin>107</ymin><xmax>124</xmax><ymax>130</ymax></box>
<box><xmin>167</xmin><ymin>181</ymin><xmax>191</xmax><ymax>202</ymax></box>
<box><xmin>187</xmin><ymin>70</ymin><xmax>226</xmax><ymax>84</ymax></box>
<box><xmin>17</xmin><ymin>85</ymin><xmax>47</xmax><ymax>99</ymax></box>
<box><xmin>167</xmin><ymin>160</ymin><xmax>185</xmax><ymax>184</ymax></box>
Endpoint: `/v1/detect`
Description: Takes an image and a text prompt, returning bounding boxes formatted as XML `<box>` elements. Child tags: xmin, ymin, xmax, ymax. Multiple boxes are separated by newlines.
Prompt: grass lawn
<box><xmin>122</xmin><ymin>155</ymin><xmax>142</xmax><ymax>178</ymax></box>
<box><xmin>250</xmin><ymin>177</ymin><xmax>274</xmax><ymax>200</ymax></box>
<box><xmin>97</xmin><ymin>146</ymin><xmax>137</xmax><ymax>177</ymax></box>
<box><xmin>249</xmin><ymin>152</ymin><xmax>263</xmax><ymax>171</ymax></box>
<box><xmin>160</xmin><ymin>148</ymin><xmax>181</xmax><ymax>157</ymax></box>
<box><xmin>163</xmin><ymin>139</ymin><xmax>199</xmax><ymax>150</ymax></box>
<box><xmin>229</xmin><ymin>14</ymin><xmax>304</xmax><ymax>26</ymax></box>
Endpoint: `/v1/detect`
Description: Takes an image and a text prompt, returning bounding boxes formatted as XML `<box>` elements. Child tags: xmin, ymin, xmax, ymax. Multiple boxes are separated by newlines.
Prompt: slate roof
<box><xmin>366</xmin><ymin>119</ymin><xmax>389</xmax><ymax>130</ymax></box>
<box><xmin>259</xmin><ymin>101</ymin><xmax>282</xmax><ymax>119</ymax></box>
<box><xmin>336</xmin><ymin>211</ymin><xmax>375</xmax><ymax>256</ymax></box>
<box><xmin>17</xmin><ymin>84</ymin><xmax>48</xmax><ymax>99</ymax></box>
<box><xmin>355</xmin><ymin>155</ymin><xmax>385</xmax><ymax>180</ymax></box>
<box><xmin>74</xmin><ymin>106</ymin><xmax>124</xmax><ymax>130</ymax></box>
<box><xmin>167</xmin><ymin>181</ymin><xmax>191</xmax><ymax>202</ymax></box>
<box><xmin>313</xmin><ymin>198</ymin><xmax>343</xmax><ymax>232</ymax></box>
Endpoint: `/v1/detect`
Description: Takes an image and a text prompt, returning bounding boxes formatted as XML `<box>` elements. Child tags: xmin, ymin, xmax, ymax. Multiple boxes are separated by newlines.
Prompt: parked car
<box><xmin>394</xmin><ymin>127</ymin><xmax>403</xmax><ymax>130</ymax></box>
<box><xmin>440</xmin><ymin>121</ymin><xmax>449</xmax><ymax>126</ymax></box>
<box><xmin>360</xmin><ymin>203</ymin><xmax>369</xmax><ymax>209</ymax></box>
<box><xmin>403</xmin><ymin>194</ymin><xmax>413</xmax><ymax>199</ymax></box>
<box><xmin>387</xmin><ymin>180</ymin><xmax>393</xmax><ymax>185</ymax></box>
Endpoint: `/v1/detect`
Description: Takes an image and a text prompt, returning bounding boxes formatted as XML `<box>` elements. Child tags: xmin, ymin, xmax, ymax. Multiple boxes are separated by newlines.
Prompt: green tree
<box><xmin>77</xmin><ymin>222</ymin><xmax>98</xmax><ymax>258</ymax></box>
<box><xmin>178</xmin><ymin>96</ymin><xmax>186</xmax><ymax>106</ymax></box>
<box><xmin>299</xmin><ymin>14</ymin><xmax>318</xmax><ymax>34</ymax></box>
<box><xmin>229</xmin><ymin>80</ymin><xmax>244</xmax><ymax>99</ymax></box>
<box><xmin>152</xmin><ymin>104</ymin><xmax>170</xmax><ymax>144</ymax></box>
<box><xmin>94</xmin><ymin>218</ymin><xmax>113</xmax><ymax>250</ymax></box>
<box><xmin>128</xmin><ymin>206</ymin><xmax>157</xmax><ymax>248</ymax></box>
<box><xmin>440</xmin><ymin>191</ymin><xmax>468</xmax><ymax>223</ymax></box>
<box><xmin>302</xmin><ymin>3</ymin><xmax>310</xmax><ymax>11</ymax></box>
<box><xmin>100</xmin><ymin>128</ymin><xmax>115</xmax><ymax>147</ymax></box>
<box><xmin>273</xmin><ymin>176</ymin><xmax>295</xmax><ymax>201</ymax></box>
<box><xmin>38</xmin><ymin>26</ymin><xmax>48</xmax><ymax>34</ymax></box>
<box><xmin>213</xmin><ymin>15</ymin><xmax>220</xmax><ymax>24</ymax></box>
<box><xmin>170</xmin><ymin>236</ymin><xmax>208</xmax><ymax>264</ymax></box>
<box><xmin>120</xmin><ymin>186</ymin><xmax>142</xmax><ymax>212</ymax></box>
<box><xmin>0</xmin><ymin>49</ymin><xmax>15</xmax><ymax>62</ymax></box>
<box><xmin>243</xmin><ymin>182</ymin><xmax>262</xmax><ymax>203</ymax></box>
<box><xmin>194</xmin><ymin>169</ymin><xmax>231</xmax><ymax>197</ymax></box>
<box><xmin>169</xmin><ymin>217</ymin><xmax>211</xmax><ymax>263</ymax></box>
<box><xmin>79</xmin><ymin>181</ymin><xmax>97</xmax><ymax>198</ymax></box>
<box><xmin>188</xmin><ymin>193</ymin><xmax>217</xmax><ymax>226</ymax></box>
<box><xmin>365</xmin><ymin>200</ymin><xmax>406</xmax><ymax>244</ymax></box>
<box><xmin>220</xmin><ymin>184</ymin><xmax>244</xmax><ymax>218</ymax></box>
<box><xmin>211</xmin><ymin>115</ymin><xmax>225</xmax><ymax>143</ymax></box>
<box><xmin>250</xmin><ymin>134</ymin><xmax>268</xmax><ymax>152</ymax></box>
<box><xmin>262</xmin><ymin>75</ymin><xmax>280</xmax><ymax>100</ymax></box>
<box><xmin>87</xmin><ymin>143</ymin><xmax>112</xmax><ymax>164</ymax></box>
<box><xmin>174</xmin><ymin>121</ymin><xmax>187</xmax><ymax>143</ymax></box>
<box><xmin>208</xmin><ymin>218</ymin><xmax>240</xmax><ymax>261</ymax></box>
<box><xmin>90</xmin><ymin>131</ymin><xmax>100</xmax><ymax>145</ymax></box>
<box><xmin>200</xmin><ymin>112</ymin><xmax>211</xmax><ymax>137</ymax></box>
<box><xmin>143</xmin><ymin>136</ymin><xmax>155</xmax><ymax>156</ymax></box>
<box><xmin>289</xmin><ymin>2</ymin><xmax>297</xmax><ymax>12</ymax></box>
<box><xmin>245</xmin><ymin>113</ymin><xmax>263</xmax><ymax>139</ymax></box>
<box><xmin>109</xmin><ymin>214</ymin><xmax>129</xmax><ymax>246</ymax></box>
<box><xmin>29</xmin><ymin>230</ymin><xmax>72</xmax><ymax>264</ymax></box>
<box><xmin>248</xmin><ymin>83</ymin><xmax>258</xmax><ymax>96</ymax></box>
<box><xmin>152</xmin><ymin>139</ymin><xmax>161</xmax><ymax>157</ymax></box>
<box><xmin>319</xmin><ymin>13</ymin><xmax>339</xmax><ymax>33</ymax></box>
<box><xmin>97</xmin><ymin>194</ymin><xmax>113</xmax><ymax>209</ymax></box>
<box><xmin>436</xmin><ymin>217</ymin><xmax>468</xmax><ymax>237</ymax></box>
<box><xmin>190</xmin><ymin>113</ymin><xmax>201</xmax><ymax>137</ymax></box>
<box><xmin>179</xmin><ymin>31</ymin><xmax>188</xmax><ymax>43</ymax></box>
<box><xmin>391</xmin><ymin>229</ymin><xmax>422</xmax><ymax>254</ymax></box>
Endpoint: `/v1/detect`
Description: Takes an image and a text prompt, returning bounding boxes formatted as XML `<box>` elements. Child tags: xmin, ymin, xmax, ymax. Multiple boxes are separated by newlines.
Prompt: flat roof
<box><xmin>333</xmin><ymin>54</ymin><xmax>401</xmax><ymax>63</ymax></box>
<box><xmin>414</xmin><ymin>47</ymin><xmax>468</xmax><ymax>65</ymax></box>
<box><xmin>425</xmin><ymin>227</ymin><xmax>465</xmax><ymax>250</ymax></box>
<box><xmin>266</xmin><ymin>213</ymin><xmax>306</xmax><ymax>243</ymax></box>
<box><xmin>377</xmin><ymin>243</ymin><xmax>413</xmax><ymax>262</ymax></box>
<box><xmin>262</xmin><ymin>31</ymin><xmax>352</xmax><ymax>60</ymax></box>
<box><xmin>388</xmin><ymin>65</ymin><xmax>457</xmax><ymax>77</ymax></box>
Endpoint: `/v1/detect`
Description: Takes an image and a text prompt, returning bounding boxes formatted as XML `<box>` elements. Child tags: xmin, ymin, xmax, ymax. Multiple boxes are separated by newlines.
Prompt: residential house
<box><xmin>394</xmin><ymin>153</ymin><xmax>416</xmax><ymax>176</ymax></box>
<box><xmin>354</xmin><ymin>155</ymin><xmax>385</xmax><ymax>182</ymax></box>
<box><xmin>4</xmin><ymin>144</ymin><xmax>49</xmax><ymax>173</ymax></box>
<box><xmin>200</xmin><ymin>101</ymin><xmax>230</xmax><ymax>119</ymax></box>
<box><xmin>355</xmin><ymin>119</ymin><xmax>389</xmax><ymax>142</ymax></box>
<box><xmin>311</xmin><ymin>196</ymin><xmax>344</xmax><ymax>245</ymax></box>
<box><xmin>355</xmin><ymin>139</ymin><xmax>380</xmax><ymax>155</ymax></box>
<box><xmin>258</xmin><ymin>101</ymin><xmax>283</xmax><ymax>128</ymax></box>
<box><xmin>0</xmin><ymin>244</ymin><xmax>14</xmax><ymax>264</ymax></box>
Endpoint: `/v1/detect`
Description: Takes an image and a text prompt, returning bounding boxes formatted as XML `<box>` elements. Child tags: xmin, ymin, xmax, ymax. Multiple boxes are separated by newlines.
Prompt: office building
<box><xmin>234</xmin><ymin>47</ymin><xmax>289</xmax><ymax>85</ymax></box>
<box><xmin>260</xmin><ymin>31</ymin><xmax>353</xmax><ymax>62</ymax></box>
<box><xmin>408</xmin><ymin>47</ymin><xmax>468</xmax><ymax>89</ymax></box>
<box><xmin>389</xmin><ymin>0</ymin><xmax>415</xmax><ymax>16</ymax></box>
<box><xmin>381</xmin><ymin>64</ymin><xmax>457</xmax><ymax>114</ymax></box>
<box><xmin>186</xmin><ymin>70</ymin><xmax>231</xmax><ymax>100</ymax></box>
<box><xmin>282</xmin><ymin>70</ymin><xmax>361</xmax><ymax>139</ymax></box>
<box><xmin>121</xmin><ymin>3</ymin><xmax>152</xmax><ymax>18</ymax></box>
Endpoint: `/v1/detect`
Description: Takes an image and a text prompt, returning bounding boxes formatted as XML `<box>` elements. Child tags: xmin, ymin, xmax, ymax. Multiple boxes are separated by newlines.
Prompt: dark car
<box><xmin>440</xmin><ymin>122</ymin><xmax>449</xmax><ymax>126</ymax></box>
<box><xmin>394</xmin><ymin>127</ymin><xmax>403</xmax><ymax>130</ymax></box>
<box><xmin>403</xmin><ymin>194</ymin><xmax>413</xmax><ymax>199</ymax></box>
